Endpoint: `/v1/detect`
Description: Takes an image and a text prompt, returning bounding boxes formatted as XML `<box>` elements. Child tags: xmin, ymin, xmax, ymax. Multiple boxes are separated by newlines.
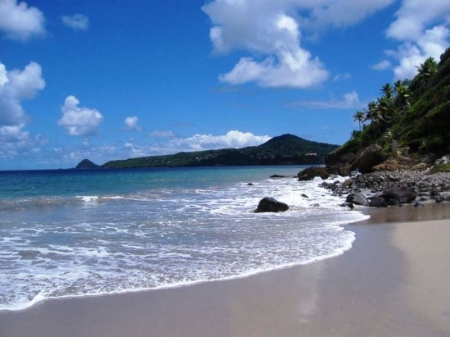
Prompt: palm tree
<box><xmin>353</xmin><ymin>111</ymin><xmax>365</xmax><ymax>131</ymax></box>
<box><xmin>410</xmin><ymin>57</ymin><xmax>438</xmax><ymax>94</ymax></box>
<box><xmin>394</xmin><ymin>81</ymin><xmax>412</xmax><ymax>113</ymax></box>
<box><xmin>381</xmin><ymin>83</ymin><xmax>394</xmax><ymax>101</ymax></box>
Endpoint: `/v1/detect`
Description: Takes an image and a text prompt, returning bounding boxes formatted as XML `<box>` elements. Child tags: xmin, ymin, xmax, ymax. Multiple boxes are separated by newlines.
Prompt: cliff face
<box><xmin>326</xmin><ymin>48</ymin><xmax>450</xmax><ymax>174</ymax></box>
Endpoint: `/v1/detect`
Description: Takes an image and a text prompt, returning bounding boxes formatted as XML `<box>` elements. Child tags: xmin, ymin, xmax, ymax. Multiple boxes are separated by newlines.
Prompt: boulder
<box><xmin>350</xmin><ymin>144</ymin><xmax>385</xmax><ymax>173</ymax></box>
<box><xmin>369</xmin><ymin>196</ymin><xmax>388</xmax><ymax>208</ymax></box>
<box><xmin>353</xmin><ymin>192</ymin><xmax>369</xmax><ymax>206</ymax></box>
<box><xmin>381</xmin><ymin>185</ymin><xmax>417</xmax><ymax>204</ymax></box>
<box><xmin>298</xmin><ymin>167</ymin><xmax>331</xmax><ymax>181</ymax></box>
<box><xmin>254</xmin><ymin>197</ymin><xmax>289</xmax><ymax>213</ymax></box>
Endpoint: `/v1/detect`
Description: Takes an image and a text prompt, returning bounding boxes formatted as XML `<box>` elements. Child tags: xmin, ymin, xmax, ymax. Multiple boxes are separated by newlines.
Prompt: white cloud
<box><xmin>61</xmin><ymin>14</ymin><xmax>90</xmax><ymax>31</ymax></box>
<box><xmin>124</xmin><ymin>116</ymin><xmax>142</xmax><ymax>132</ymax></box>
<box><xmin>372</xmin><ymin>60</ymin><xmax>392</xmax><ymax>70</ymax></box>
<box><xmin>387</xmin><ymin>0</ymin><xmax>450</xmax><ymax>41</ymax></box>
<box><xmin>202</xmin><ymin>0</ymin><xmax>395</xmax><ymax>89</ymax></box>
<box><xmin>385</xmin><ymin>0</ymin><xmax>450</xmax><ymax>79</ymax></box>
<box><xmin>150</xmin><ymin>130</ymin><xmax>175</xmax><ymax>138</ymax></box>
<box><xmin>0</xmin><ymin>0</ymin><xmax>45</xmax><ymax>41</ymax></box>
<box><xmin>288</xmin><ymin>91</ymin><xmax>362</xmax><ymax>110</ymax></box>
<box><xmin>169</xmin><ymin>130</ymin><xmax>271</xmax><ymax>151</ymax></box>
<box><xmin>0</xmin><ymin>61</ymin><xmax>45</xmax><ymax>127</ymax></box>
<box><xmin>58</xmin><ymin>96</ymin><xmax>103</xmax><ymax>136</ymax></box>
<box><xmin>390</xmin><ymin>25</ymin><xmax>450</xmax><ymax>79</ymax></box>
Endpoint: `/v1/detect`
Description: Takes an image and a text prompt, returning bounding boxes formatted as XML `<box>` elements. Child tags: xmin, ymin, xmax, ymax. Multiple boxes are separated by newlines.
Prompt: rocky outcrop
<box><xmin>350</xmin><ymin>144</ymin><xmax>385</xmax><ymax>173</ymax></box>
<box><xmin>320</xmin><ymin>170</ymin><xmax>450</xmax><ymax>208</ymax></box>
<box><xmin>254</xmin><ymin>197</ymin><xmax>289</xmax><ymax>213</ymax></box>
<box><xmin>297</xmin><ymin>167</ymin><xmax>333</xmax><ymax>181</ymax></box>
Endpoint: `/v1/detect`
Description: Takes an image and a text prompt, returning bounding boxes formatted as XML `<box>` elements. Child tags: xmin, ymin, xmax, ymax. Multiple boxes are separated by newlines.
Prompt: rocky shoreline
<box><xmin>319</xmin><ymin>170</ymin><xmax>450</xmax><ymax>208</ymax></box>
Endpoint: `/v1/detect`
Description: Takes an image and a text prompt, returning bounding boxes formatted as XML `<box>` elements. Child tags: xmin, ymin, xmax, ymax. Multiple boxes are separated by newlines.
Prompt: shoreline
<box><xmin>1</xmin><ymin>203</ymin><xmax>450</xmax><ymax>336</ymax></box>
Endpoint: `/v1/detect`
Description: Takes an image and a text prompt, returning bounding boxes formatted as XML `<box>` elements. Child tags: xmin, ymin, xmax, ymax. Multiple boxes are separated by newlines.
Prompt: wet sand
<box><xmin>1</xmin><ymin>204</ymin><xmax>450</xmax><ymax>337</ymax></box>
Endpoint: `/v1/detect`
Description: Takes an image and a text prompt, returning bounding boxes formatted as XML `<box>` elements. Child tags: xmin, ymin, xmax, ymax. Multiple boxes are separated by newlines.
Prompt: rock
<box><xmin>350</xmin><ymin>144</ymin><xmax>385</xmax><ymax>173</ymax></box>
<box><xmin>435</xmin><ymin>196</ymin><xmax>445</xmax><ymax>203</ymax></box>
<box><xmin>353</xmin><ymin>193</ymin><xmax>369</xmax><ymax>206</ymax></box>
<box><xmin>301</xmin><ymin>194</ymin><xmax>309</xmax><ymax>198</ymax></box>
<box><xmin>247</xmin><ymin>183</ymin><xmax>254</xmax><ymax>186</ymax></box>
<box><xmin>413</xmin><ymin>202</ymin><xmax>425</xmax><ymax>207</ymax></box>
<box><xmin>381</xmin><ymin>185</ymin><xmax>417</xmax><ymax>204</ymax></box>
<box><xmin>298</xmin><ymin>167</ymin><xmax>331</xmax><ymax>181</ymax></box>
<box><xmin>270</xmin><ymin>174</ymin><xmax>296</xmax><ymax>178</ymax></box>
<box><xmin>254</xmin><ymin>197</ymin><xmax>289</xmax><ymax>213</ymax></box>
<box><xmin>369</xmin><ymin>196</ymin><xmax>388</xmax><ymax>208</ymax></box>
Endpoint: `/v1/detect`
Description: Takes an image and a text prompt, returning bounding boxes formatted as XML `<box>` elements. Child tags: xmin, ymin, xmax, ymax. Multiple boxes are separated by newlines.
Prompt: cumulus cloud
<box><xmin>61</xmin><ymin>14</ymin><xmax>90</xmax><ymax>31</ymax></box>
<box><xmin>0</xmin><ymin>61</ymin><xmax>45</xmax><ymax>128</ymax></box>
<box><xmin>385</xmin><ymin>0</ymin><xmax>450</xmax><ymax>79</ymax></box>
<box><xmin>202</xmin><ymin>0</ymin><xmax>395</xmax><ymax>89</ymax></box>
<box><xmin>288</xmin><ymin>91</ymin><xmax>362</xmax><ymax>110</ymax></box>
<box><xmin>0</xmin><ymin>0</ymin><xmax>45</xmax><ymax>41</ymax></box>
<box><xmin>58</xmin><ymin>96</ymin><xmax>103</xmax><ymax>136</ymax></box>
<box><xmin>124</xmin><ymin>116</ymin><xmax>142</xmax><ymax>132</ymax></box>
<box><xmin>169</xmin><ymin>130</ymin><xmax>271</xmax><ymax>151</ymax></box>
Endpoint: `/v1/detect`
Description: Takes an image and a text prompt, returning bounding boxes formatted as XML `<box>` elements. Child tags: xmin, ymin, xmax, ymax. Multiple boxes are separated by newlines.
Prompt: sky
<box><xmin>0</xmin><ymin>0</ymin><xmax>449</xmax><ymax>169</ymax></box>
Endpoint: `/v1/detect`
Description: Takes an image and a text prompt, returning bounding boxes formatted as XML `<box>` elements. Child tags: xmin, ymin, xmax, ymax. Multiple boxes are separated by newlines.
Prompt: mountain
<box><xmin>325</xmin><ymin>48</ymin><xmax>450</xmax><ymax>174</ymax></box>
<box><xmin>97</xmin><ymin>134</ymin><xmax>339</xmax><ymax>169</ymax></box>
<box><xmin>75</xmin><ymin>159</ymin><xmax>100</xmax><ymax>169</ymax></box>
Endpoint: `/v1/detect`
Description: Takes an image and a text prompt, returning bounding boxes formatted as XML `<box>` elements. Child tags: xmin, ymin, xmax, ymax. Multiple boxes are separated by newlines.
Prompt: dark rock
<box><xmin>419</xmin><ymin>197</ymin><xmax>428</xmax><ymax>201</ymax></box>
<box><xmin>298</xmin><ymin>167</ymin><xmax>331</xmax><ymax>181</ymax></box>
<box><xmin>301</xmin><ymin>194</ymin><xmax>309</xmax><ymax>198</ymax></box>
<box><xmin>435</xmin><ymin>196</ymin><xmax>445</xmax><ymax>203</ymax></box>
<box><xmin>387</xmin><ymin>198</ymin><xmax>402</xmax><ymax>207</ymax></box>
<box><xmin>413</xmin><ymin>202</ymin><xmax>425</xmax><ymax>207</ymax></box>
<box><xmin>350</xmin><ymin>144</ymin><xmax>385</xmax><ymax>173</ymax></box>
<box><xmin>381</xmin><ymin>185</ymin><xmax>417</xmax><ymax>204</ymax></box>
<box><xmin>254</xmin><ymin>197</ymin><xmax>289</xmax><ymax>213</ymax></box>
<box><xmin>270</xmin><ymin>174</ymin><xmax>296</xmax><ymax>178</ymax></box>
<box><xmin>247</xmin><ymin>183</ymin><xmax>254</xmax><ymax>186</ymax></box>
<box><xmin>369</xmin><ymin>196</ymin><xmax>388</xmax><ymax>208</ymax></box>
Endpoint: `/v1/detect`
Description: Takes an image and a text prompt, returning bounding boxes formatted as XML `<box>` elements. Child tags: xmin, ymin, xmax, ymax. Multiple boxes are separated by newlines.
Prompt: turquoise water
<box><xmin>0</xmin><ymin>166</ymin><xmax>367</xmax><ymax>311</ymax></box>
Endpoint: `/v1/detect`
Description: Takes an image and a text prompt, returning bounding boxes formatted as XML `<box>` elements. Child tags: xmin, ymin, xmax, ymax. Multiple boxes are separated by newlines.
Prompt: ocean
<box><xmin>0</xmin><ymin>166</ymin><xmax>368</xmax><ymax>311</ymax></box>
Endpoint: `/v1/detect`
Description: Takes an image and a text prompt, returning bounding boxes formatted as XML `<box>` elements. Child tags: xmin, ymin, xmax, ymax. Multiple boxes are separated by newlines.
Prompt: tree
<box><xmin>410</xmin><ymin>57</ymin><xmax>438</xmax><ymax>95</ymax></box>
<box><xmin>353</xmin><ymin>111</ymin><xmax>365</xmax><ymax>131</ymax></box>
<box><xmin>394</xmin><ymin>80</ymin><xmax>412</xmax><ymax>113</ymax></box>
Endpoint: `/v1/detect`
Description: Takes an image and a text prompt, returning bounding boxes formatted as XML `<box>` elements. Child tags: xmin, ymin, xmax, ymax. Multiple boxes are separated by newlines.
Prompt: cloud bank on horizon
<box><xmin>0</xmin><ymin>0</ymin><xmax>449</xmax><ymax>169</ymax></box>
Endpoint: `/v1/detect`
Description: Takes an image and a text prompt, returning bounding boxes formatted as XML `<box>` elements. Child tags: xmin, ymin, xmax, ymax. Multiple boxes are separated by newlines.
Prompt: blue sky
<box><xmin>1</xmin><ymin>0</ymin><xmax>449</xmax><ymax>169</ymax></box>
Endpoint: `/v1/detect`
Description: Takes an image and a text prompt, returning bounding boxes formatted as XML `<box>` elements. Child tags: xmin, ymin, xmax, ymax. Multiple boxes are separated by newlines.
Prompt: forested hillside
<box><xmin>326</xmin><ymin>48</ymin><xmax>450</xmax><ymax>174</ymax></box>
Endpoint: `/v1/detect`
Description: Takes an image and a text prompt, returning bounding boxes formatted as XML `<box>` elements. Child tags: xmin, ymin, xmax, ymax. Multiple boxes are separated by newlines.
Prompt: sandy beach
<box><xmin>1</xmin><ymin>203</ymin><xmax>450</xmax><ymax>337</ymax></box>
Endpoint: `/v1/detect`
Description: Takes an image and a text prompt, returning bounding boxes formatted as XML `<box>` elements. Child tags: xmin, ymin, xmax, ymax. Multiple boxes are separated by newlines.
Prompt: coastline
<box><xmin>1</xmin><ymin>203</ymin><xmax>450</xmax><ymax>336</ymax></box>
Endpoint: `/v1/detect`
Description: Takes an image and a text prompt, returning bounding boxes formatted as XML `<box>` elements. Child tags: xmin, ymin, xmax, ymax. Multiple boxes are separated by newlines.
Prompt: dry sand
<box><xmin>1</xmin><ymin>204</ymin><xmax>450</xmax><ymax>337</ymax></box>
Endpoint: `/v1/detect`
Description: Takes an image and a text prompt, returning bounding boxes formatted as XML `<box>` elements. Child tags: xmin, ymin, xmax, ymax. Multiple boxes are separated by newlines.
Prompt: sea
<box><xmin>0</xmin><ymin>166</ymin><xmax>368</xmax><ymax>311</ymax></box>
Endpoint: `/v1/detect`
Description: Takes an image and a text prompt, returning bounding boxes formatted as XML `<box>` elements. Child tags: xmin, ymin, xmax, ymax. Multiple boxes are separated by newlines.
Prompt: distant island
<box><xmin>76</xmin><ymin>134</ymin><xmax>339</xmax><ymax>169</ymax></box>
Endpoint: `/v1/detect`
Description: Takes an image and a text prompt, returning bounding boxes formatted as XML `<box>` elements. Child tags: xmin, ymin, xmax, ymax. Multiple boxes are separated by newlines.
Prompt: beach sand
<box><xmin>1</xmin><ymin>204</ymin><xmax>450</xmax><ymax>337</ymax></box>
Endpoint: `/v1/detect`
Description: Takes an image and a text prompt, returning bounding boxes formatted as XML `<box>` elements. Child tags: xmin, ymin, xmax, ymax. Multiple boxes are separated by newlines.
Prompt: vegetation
<box><xmin>332</xmin><ymin>48</ymin><xmax>450</xmax><ymax>170</ymax></box>
<box><xmin>100</xmin><ymin>134</ymin><xmax>338</xmax><ymax>169</ymax></box>
<box><xmin>429</xmin><ymin>163</ymin><xmax>450</xmax><ymax>174</ymax></box>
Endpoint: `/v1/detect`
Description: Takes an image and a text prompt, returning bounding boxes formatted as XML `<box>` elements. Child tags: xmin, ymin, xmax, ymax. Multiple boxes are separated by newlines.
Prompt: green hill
<box><xmin>325</xmin><ymin>48</ymin><xmax>450</xmax><ymax>174</ymax></box>
<box><xmin>99</xmin><ymin>134</ymin><xmax>338</xmax><ymax>169</ymax></box>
